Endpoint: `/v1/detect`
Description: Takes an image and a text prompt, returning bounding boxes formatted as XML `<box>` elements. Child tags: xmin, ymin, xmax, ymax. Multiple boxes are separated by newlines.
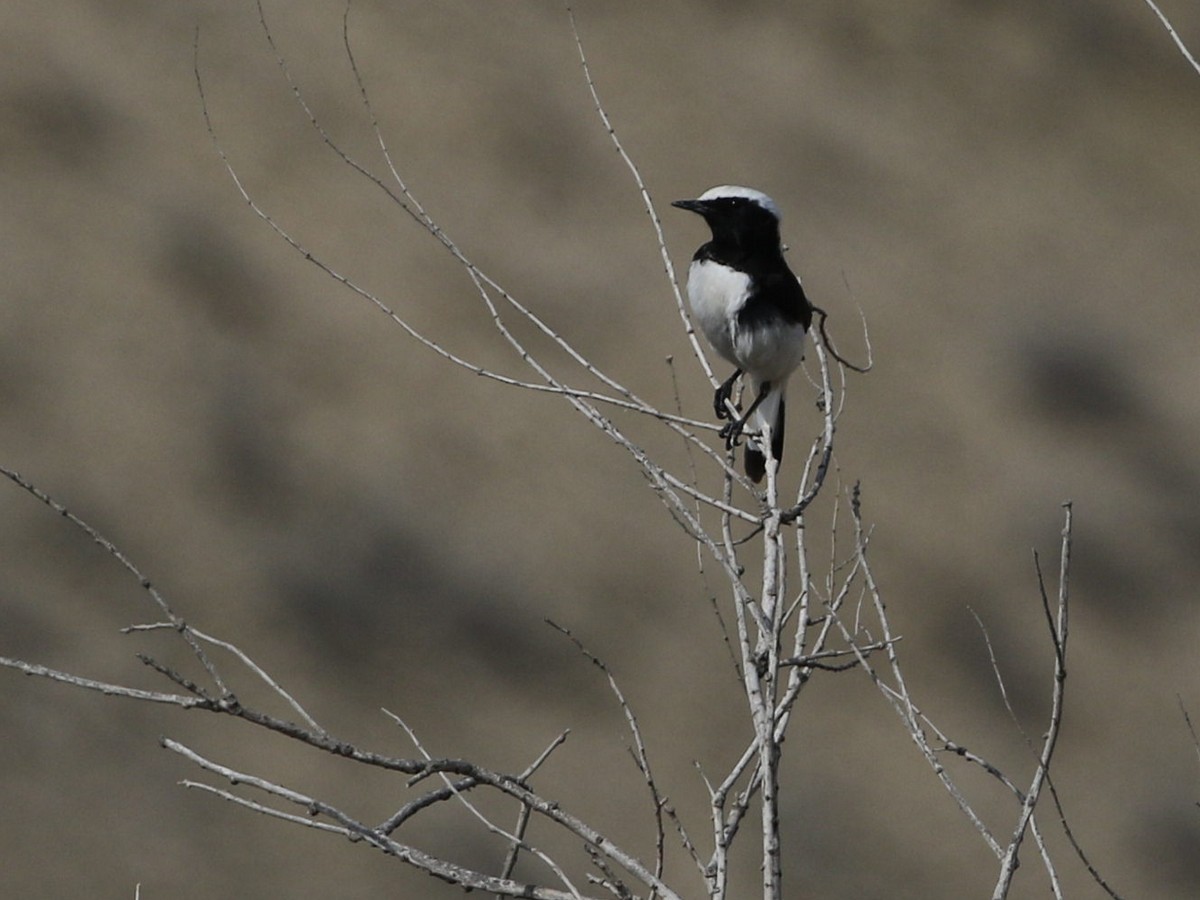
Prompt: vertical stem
<box><xmin>991</xmin><ymin>502</ymin><xmax>1073</xmax><ymax>899</ymax></box>
<box><xmin>757</xmin><ymin>454</ymin><xmax>784</xmax><ymax>899</ymax></box>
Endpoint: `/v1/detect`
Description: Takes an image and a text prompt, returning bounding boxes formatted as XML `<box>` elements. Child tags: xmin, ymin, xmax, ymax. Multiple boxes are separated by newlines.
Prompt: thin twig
<box><xmin>966</xmin><ymin>606</ymin><xmax>1066</xmax><ymax>891</ymax></box>
<box><xmin>183</xmin><ymin>781</ymin><xmax>350</xmax><ymax>836</ymax></box>
<box><xmin>546</xmin><ymin>621</ymin><xmax>667</xmax><ymax>889</ymax></box>
<box><xmin>166</xmin><ymin>738</ymin><xmax>600</xmax><ymax>900</ymax></box>
<box><xmin>780</xmin><ymin>325</ymin><xmax>838</xmax><ymax>524</ymax></box>
<box><xmin>497</xmin><ymin>730</ymin><xmax>572</xmax><ymax>893</ymax></box>
<box><xmin>384</xmin><ymin>710</ymin><xmax>587</xmax><ymax>900</ymax></box>
<box><xmin>198</xmin><ymin>22</ymin><xmax>713</xmax><ymax>436</ymax></box>
<box><xmin>832</xmin><ymin>488</ymin><xmax>1003</xmax><ymax>857</ymax></box>
<box><xmin>563</xmin><ymin>4</ymin><xmax>714</xmax><ymax>390</ymax></box>
<box><xmin>198</xmin><ymin>45</ymin><xmax>751</xmax><ymax>524</ymax></box>
<box><xmin>0</xmin><ymin>655</ymin><xmax>212</xmax><ymax>708</ymax></box>
<box><xmin>1181</xmin><ymin>696</ymin><xmax>1200</xmax><ymax>768</ymax></box>
<box><xmin>0</xmin><ymin>466</ymin><xmax>229</xmax><ymax>697</ymax></box>
<box><xmin>124</xmin><ymin>622</ymin><xmax>325</xmax><ymax>734</ymax></box>
<box><xmin>1143</xmin><ymin>0</ymin><xmax>1200</xmax><ymax>76</ymax></box>
<box><xmin>991</xmin><ymin>503</ymin><xmax>1072</xmax><ymax>899</ymax></box>
<box><xmin>811</xmin><ymin>304</ymin><xmax>872</xmax><ymax>373</ymax></box>
<box><xmin>1041</xmin><ymin>772</ymin><xmax>1125</xmax><ymax>899</ymax></box>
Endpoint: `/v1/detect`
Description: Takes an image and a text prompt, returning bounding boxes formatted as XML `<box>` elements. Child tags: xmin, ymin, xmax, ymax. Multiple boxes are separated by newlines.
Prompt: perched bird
<box><xmin>673</xmin><ymin>186</ymin><xmax>812</xmax><ymax>483</ymax></box>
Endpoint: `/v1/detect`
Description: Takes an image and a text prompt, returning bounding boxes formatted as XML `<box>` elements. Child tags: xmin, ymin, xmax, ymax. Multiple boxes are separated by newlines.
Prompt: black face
<box><xmin>673</xmin><ymin>196</ymin><xmax>780</xmax><ymax>254</ymax></box>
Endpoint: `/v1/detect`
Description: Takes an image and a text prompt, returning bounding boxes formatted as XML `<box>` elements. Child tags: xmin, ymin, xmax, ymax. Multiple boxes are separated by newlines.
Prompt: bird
<box><xmin>672</xmin><ymin>186</ymin><xmax>812</xmax><ymax>483</ymax></box>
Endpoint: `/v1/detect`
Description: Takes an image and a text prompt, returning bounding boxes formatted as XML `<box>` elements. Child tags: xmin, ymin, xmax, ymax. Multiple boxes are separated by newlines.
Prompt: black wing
<box><xmin>738</xmin><ymin>266</ymin><xmax>812</xmax><ymax>333</ymax></box>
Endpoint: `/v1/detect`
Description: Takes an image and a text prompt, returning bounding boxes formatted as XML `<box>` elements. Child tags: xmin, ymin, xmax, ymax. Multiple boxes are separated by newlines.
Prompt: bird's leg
<box><xmin>713</xmin><ymin>368</ymin><xmax>743</xmax><ymax>420</ymax></box>
<box><xmin>719</xmin><ymin>380</ymin><xmax>771</xmax><ymax>450</ymax></box>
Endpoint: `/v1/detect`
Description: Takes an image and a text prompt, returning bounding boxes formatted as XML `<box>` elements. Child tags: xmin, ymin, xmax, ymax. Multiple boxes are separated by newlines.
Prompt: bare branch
<box><xmin>811</xmin><ymin>304</ymin><xmax>872</xmax><ymax>374</ymax></box>
<box><xmin>0</xmin><ymin>465</ymin><xmax>229</xmax><ymax>696</ymax></box>
<box><xmin>1181</xmin><ymin>696</ymin><xmax>1200</xmax><ymax>768</ymax></box>
<box><xmin>182</xmin><ymin>780</ymin><xmax>351</xmax><ymax>837</ymax></box>
<box><xmin>780</xmin><ymin>326</ymin><xmax>838</xmax><ymax>524</ymax></box>
<box><xmin>496</xmin><ymin>801</ymin><xmax>535</xmax><ymax>898</ymax></box>
<box><xmin>832</xmin><ymin>486</ymin><xmax>1004</xmax><ymax>858</ymax></box>
<box><xmin>186</xmin><ymin>626</ymin><xmax>325</xmax><ymax>734</ymax></box>
<box><xmin>966</xmin><ymin>606</ymin><xmax>1067</xmax><ymax>892</ymax></box>
<box><xmin>584</xmin><ymin>845</ymin><xmax>635</xmax><ymax>900</ymax></box>
<box><xmin>1041</xmin><ymin>772</ymin><xmax>1126</xmax><ymax>899</ymax></box>
<box><xmin>547</xmin><ymin>620</ymin><xmax>668</xmax><ymax>887</ymax></box>
<box><xmin>165</xmin><ymin>738</ymin><xmax>600</xmax><ymax>900</ymax></box>
<box><xmin>259</xmin><ymin>0</ymin><xmax>739</xmax><ymax>482</ymax></box>
<box><xmin>194</xmin><ymin>22</ymin><xmax>709</xmax><ymax>435</ymax></box>
<box><xmin>1142</xmin><ymin>0</ymin><xmax>1200</xmax><ymax>76</ymax></box>
<box><xmin>0</xmin><ymin>655</ymin><xmax>211</xmax><ymax>709</ymax></box>
<box><xmin>203</xmin><ymin>21</ymin><xmax>762</xmax><ymax>532</ymax></box>
<box><xmin>563</xmin><ymin>4</ymin><xmax>715</xmax><ymax>390</ymax></box>
<box><xmin>386</xmin><ymin>710</ymin><xmax>588</xmax><ymax>900</ymax></box>
<box><xmin>991</xmin><ymin>502</ymin><xmax>1073</xmax><ymax>899</ymax></box>
<box><xmin>778</xmin><ymin>640</ymin><xmax>895</xmax><ymax>670</ymax></box>
<box><xmin>0</xmin><ymin>7</ymin><xmax>1126</xmax><ymax>898</ymax></box>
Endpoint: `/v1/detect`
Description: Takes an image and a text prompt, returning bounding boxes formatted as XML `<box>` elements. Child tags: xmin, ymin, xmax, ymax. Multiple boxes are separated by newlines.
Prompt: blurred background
<box><xmin>1</xmin><ymin>1</ymin><xmax>1198</xmax><ymax>896</ymax></box>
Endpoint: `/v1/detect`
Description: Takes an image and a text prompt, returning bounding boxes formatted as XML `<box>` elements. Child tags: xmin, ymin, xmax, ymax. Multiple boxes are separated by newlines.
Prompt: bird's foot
<box><xmin>713</xmin><ymin>369</ymin><xmax>743</xmax><ymax>420</ymax></box>
<box><xmin>713</xmin><ymin>387</ymin><xmax>737</xmax><ymax>420</ymax></box>
<box><xmin>719</xmin><ymin>419</ymin><xmax>745</xmax><ymax>450</ymax></box>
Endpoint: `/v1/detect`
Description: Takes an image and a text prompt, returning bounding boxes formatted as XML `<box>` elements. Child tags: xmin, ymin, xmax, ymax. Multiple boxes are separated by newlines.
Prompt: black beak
<box><xmin>672</xmin><ymin>198</ymin><xmax>707</xmax><ymax>214</ymax></box>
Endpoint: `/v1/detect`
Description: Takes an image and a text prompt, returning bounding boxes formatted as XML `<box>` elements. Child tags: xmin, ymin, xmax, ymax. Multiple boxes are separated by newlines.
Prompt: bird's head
<box><xmin>672</xmin><ymin>185</ymin><xmax>783</xmax><ymax>252</ymax></box>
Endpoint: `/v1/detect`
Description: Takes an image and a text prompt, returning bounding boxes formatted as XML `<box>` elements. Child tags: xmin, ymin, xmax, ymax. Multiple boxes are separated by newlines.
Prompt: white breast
<box><xmin>732</xmin><ymin>318</ymin><xmax>807</xmax><ymax>385</ymax></box>
<box><xmin>686</xmin><ymin>258</ymin><xmax>749</xmax><ymax>368</ymax></box>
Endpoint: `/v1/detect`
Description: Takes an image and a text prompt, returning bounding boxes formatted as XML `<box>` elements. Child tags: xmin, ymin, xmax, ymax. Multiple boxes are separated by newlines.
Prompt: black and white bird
<box><xmin>673</xmin><ymin>186</ymin><xmax>813</xmax><ymax>483</ymax></box>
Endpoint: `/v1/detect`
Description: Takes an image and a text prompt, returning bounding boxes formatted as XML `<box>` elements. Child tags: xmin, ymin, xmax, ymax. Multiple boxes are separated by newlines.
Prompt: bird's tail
<box><xmin>744</xmin><ymin>381</ymin><xmax>786</xmax><ymax>484</ymax></box>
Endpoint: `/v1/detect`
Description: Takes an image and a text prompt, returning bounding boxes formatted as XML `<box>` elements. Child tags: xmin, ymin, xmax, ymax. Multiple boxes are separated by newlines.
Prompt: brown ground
<box><xmin>2</xmin><ymin>1</ymin><xmax>1199</xmax><ymax>897</ymax></box>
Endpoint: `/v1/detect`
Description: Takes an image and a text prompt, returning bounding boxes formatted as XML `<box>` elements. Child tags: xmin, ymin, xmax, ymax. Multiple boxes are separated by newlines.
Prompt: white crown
<box><xmin>697</xmin><ymin>185</ymin><xmax>780</xmax><ymax>219</ymax></box>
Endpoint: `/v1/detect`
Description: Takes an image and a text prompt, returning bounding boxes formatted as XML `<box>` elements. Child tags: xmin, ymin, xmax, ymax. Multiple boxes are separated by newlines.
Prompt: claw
<box><xmin>719</xmin><ymin>420</ymin><xmax>745</xmax><ymax>450</ymax></box>
<box><xmin>713</xmin><ymin>368</ymin><xmax>743</xmax><ymax>420</ymax></box>
<box><xmin>717</xmin><ymin>380</ymin><xmax>772</xmax><ymax>453</ymax></box>
<box><xmin>714</xmin><ymin>395</ymin><xmax>733</xmax><ymax>421</ymax></box>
